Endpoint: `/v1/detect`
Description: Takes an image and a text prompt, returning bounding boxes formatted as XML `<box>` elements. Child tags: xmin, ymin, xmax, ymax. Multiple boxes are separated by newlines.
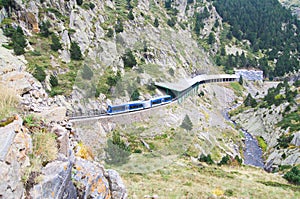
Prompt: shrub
<box><xmin>198</xmin><ymin>154</ymin><xmax>214</xmax><ymax>164</ymax></box>
<box><xmin>128</xmin><ymin>10</ymin><xmax>134</xmax><ymax>20</ymax></box>
<box><xmin>105</xmin><ymin>131</ymin><xmax>131</xmax><ymax>165</ymax></box>
<box><xmin>76</xmin><ymin>141</ymin><xmax>94</xmax><ymax>160</ymax></box>
<box><xmin>239</xmin><ymin>75</ymin><xmax>243</xmax><ymax>85</ymax></box>
<box><xmin>218</xmin><ymin>154</ymin><xmax>230</xmax><ymax>166</ymax></box>
<box><xmin>39</xmin><ymin>21</ymin><xmax>51</xmax><ymax>37</ymax></box>
<box><xmin>49</xmin><ymin>74</ymin><xmax>58</xmax><ymax>87</ymax></box>
<box><xmin>122</xmin><ymin>49</ymin><xmax>136</xmax><ymax>68</ymax></box>
<box><xmin>81</xmin><ymin>65</ymin><xmax>93</xmax><ymax>80</ymax></box>
<box><xmin>106</xmin><ymin>28</ymin><xmax>114</xmax><ymax>38</ymax></box>
<box><xmin>244</xmin><ymin>93</ymin><xmax>257</xmax><ymax>108</ymax></box>
<box><xmin>115</xmin><ymin>19</ymin><xmax>124</xmax><ymax>33</ymax></box>
<box><xmin>167</xmin><ymin>18</ymin><xmax>176</xmax><ymax>27</ymax></box>
<box><xmin>33</xmin><ymin>66</ymin><xmax>46</xmax><ymax>82</ymax></box>
<box><xmin>180</xmin><ymin>114</ymin><xmax>193</xmax><ymax>131</ymax></box>
<box><xmin>283</xmin><ymin>167</ymin><xmax>300</xmax><ymax>185</ymax></box>
<box><xmin>277</xmin><ymin>134</ymin><xmax>294</xmax><ymax>148</ymax></box>
<box><xmin>257</xmin><ymin>136</ymin><xmax>267</xmax><ymax>152</ymax></box>
<box><xmin>154</xmin><ymin>18</ymin><xmax>159</xmax><ymax>27</ymax></box>
<box><xmin>76</xmin><ymin>0</ymin><xmax>83</xmax><ymax>6</ymax></box>
<box><xmin>70</xmin><ymin>42</ymin><xmax>82</xmax><ymax>60</ymax></box>
<box><xmin>130</xmin><ymin>89</ymin><xmax>140</xmax><ymax>101</ymax></box>
<box><xmin>50</xmin><ymin>34</ymin><xmax>62</xmax><ymax>51</ymax></box>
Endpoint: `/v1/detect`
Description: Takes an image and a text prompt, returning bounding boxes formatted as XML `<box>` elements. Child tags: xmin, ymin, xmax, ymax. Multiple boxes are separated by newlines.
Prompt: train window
<box><xmin>129</xmin><ymin>104</ymin><xmax>143</xmax><ymax>109</ymax></box>
<box><xmin>152</xmin><ymin>99</ymin><xmax>162</xmax><ymax>105</ymax></box>
<box><xmin>112</xmin><ymin>105</ymin><xmax>126</xmax><ymax>112</ymax></box>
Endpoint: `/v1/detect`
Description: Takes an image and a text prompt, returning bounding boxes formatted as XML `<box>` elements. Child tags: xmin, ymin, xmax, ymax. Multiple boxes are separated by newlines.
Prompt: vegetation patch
<box><xmin>0</xmin><ymin>84</ymin><xmax>19</xmax><ymax>120</ymax></box>
<box><xmin>257</xmin><ymin>136</ymin><xmax>267</xmax><ymax>152</ymax></box>
<box><xmin>258</xmin><ymin>180</ymin><xmax>300</xmax><ymax>192</ymax></box>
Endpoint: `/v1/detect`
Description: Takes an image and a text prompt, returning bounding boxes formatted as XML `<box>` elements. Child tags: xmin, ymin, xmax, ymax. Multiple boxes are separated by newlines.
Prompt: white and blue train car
<box><xmin>107</xmin><ymin>101</ymin><xmax>144</xmax><ymax>115</ymax></box>
<box><xmin>107</xmin><ymin>95</ymin><xmax>172</xmax><ymax>115</ymax></box>
<box><xmin>150</xmin><ymin>95</ymin><xmax>172</xmax><ymax>107</ymax></box>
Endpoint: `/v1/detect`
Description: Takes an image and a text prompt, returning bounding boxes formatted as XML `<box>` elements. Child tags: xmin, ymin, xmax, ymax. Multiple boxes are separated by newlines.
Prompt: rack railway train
<box><xmin>107</xmin><ymin>95</ymin><xmax>172</xmax><ymax>115</ymax></box>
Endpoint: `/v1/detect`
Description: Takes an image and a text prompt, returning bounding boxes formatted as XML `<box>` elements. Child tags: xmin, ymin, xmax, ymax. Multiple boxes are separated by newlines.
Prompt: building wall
<box><xmin>234</xmin><ymin>69</ymin><xmax>263</xmax><ymax>81</ymax></box>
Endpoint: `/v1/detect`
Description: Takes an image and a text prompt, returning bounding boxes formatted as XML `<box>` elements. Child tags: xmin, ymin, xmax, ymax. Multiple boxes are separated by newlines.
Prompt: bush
<box><xmin>130</xmin><ymin>89</ymin><xmax>140</xmax><ymax>101</ymax></box>
<box><xmin>4</xmin><ymin>26</ymin><xmax>27</xmax><ymax>55</ymax></box>
<box><xmin>239</xmin><ymin>75</ymin><xmax>243</xmax><ymax>85</ymax></box>
<box><xmin>50</xmin><ymin>34</ymin><xmax>62</xmax><ymax>51</ymax></box>
<box><xmin>154</xmin><ymin>18</ymin><xmax>159</xmax><ymax>27</ymax></box>
<box><xmin>76</xmin><ymin>0</ymin><xmax>83</xmax><ymax>6</ymax></box>
<box><xmin>105</xmin><ymin>131</ymin><xmax>131</xmax><ymax>165</ymax></box>
<box><xmin>33</xmin><ymin>66</ymin><xmax>46</xmax><ymax>82</ymax></box>
<box><xmin>218</xmin><ymin>154</ymin><xmax>230</xmax><ymax>166</ymax></box>
<box><xmin>115</xmin><ymin>19</ymin><xmax>124</xmax><ymax>33</ymax></box>
<box><xmin>167</xmin><ymin>18</ymin><xmax>176</xmax><ymax>27</ymax></box>
<box><xmin>257</xmin><ymin>136</ymin><xmax>267</xmax><ymax>152</ymax></box>
<box><xmin>39</xmin><ymin>21</ymin><xmax>51</xmax><ymax>37</ymax></box>
<box><xmin>277</xmin><ymin>134</ymin><xmax>294</xmax><ymax>148</ymax></box>
<box><xmin>283</xmin><ymin>167</ymin><xmax>300</xmax><ymax>185</ymax></box>
<box><xmin>128</xmin><ymin>10</ymin><xmax>134</xmax><ymax>20</ymax></box>
<box><xmin>180</xmin><ymin>114</ymin><xmax>193</xmax><ymax>131</ymax></box>
<box><xmin>49</xmin><ymin>74</ymin><xmax>58</xmax><ymax>87</ymax></box>
<box><xmin>122</xmin><ymin>49</ymin><xmax>136</xmax><ymax>68</ymax></box>
<box><xmin>244</xmin><ymin>93</ymin><xmax>257</xmax><ymax>108</ymax></box>
<box><xmin>70</xmin><ymin>42</ymin><xmax>82</xmax><ymax>60</ymax></box>
<box><xmin>106</xmin><ymin>28</ymin><xmax>114</xmax><ymax>38</ymax></box>
<box><xmin>198</xmin><ymin>154</ymin><xmax>214</xmax><ymax>164</ymax></box>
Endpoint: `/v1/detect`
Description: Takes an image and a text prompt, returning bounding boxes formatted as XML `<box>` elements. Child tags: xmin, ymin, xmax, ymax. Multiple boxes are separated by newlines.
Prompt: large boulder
<box><xmin>30</xmin><ymin>159</ymin><xmax>77</xmax><ymax>199</ymax></box>
<box><xmin>72</xmin><ymin>157</ymin><xmax>111</xmax><ymax>198</ymax></box>
<box><xmin>0</xmin><ymin>116</ymin><xmax>29</xmax><ymax>199</ymax></box>
<box><xmin>106</xmin><ymin>169</ymin><xmax>128</xmax><ymax>199</ymax></box>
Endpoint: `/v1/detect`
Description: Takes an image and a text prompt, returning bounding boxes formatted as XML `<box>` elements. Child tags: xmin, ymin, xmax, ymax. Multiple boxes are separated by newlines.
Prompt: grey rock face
<box><xmin>291</xmin><ymin>131</ymin><xmax>300</xmax><ymax>146</ymax></box>
<box><xmin>0</xmin><ymin>116</ymin><xmax>29</xmax><ymax>199</ymax></box>
<box><xmin>72</xmin><ymin>157</ymin><xmax>111</xmax><ymax>198</ymax></box>
<box><xmin>107</xmin><ymin>169</ymin><xmax>128</xmax><ymax>199</ymax></box>
<box><xmin>30</xmin><ymin>159</ymin><xmax>77</xmax><ymax>199</ymax></box>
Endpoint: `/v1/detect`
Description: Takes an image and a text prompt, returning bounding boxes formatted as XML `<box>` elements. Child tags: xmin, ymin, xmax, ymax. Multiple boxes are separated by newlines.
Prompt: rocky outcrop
<box><xmin>72</xmin><ymin>157</ymin><xmax>127</xmax><ymax>199</ymax></box>
<box><xmin>30</xmin><ymin>157</ymin><xmax>77</xmax><ymax>199</ymax></box>
<box><xmin>0</xmin><ymin>116</ymin><xmax>31</xmax><ymax>199</ymax></box>
<box><xmin>106</xmin><ymin>169</ymin><xmax>128</xmax><ymax>199</ymax></box>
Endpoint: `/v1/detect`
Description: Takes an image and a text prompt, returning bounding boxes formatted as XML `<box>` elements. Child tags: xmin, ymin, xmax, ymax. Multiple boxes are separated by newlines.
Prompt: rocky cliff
<box><xmin>232</xmin><ymin>79</ymin><xmax>300</xmax><ymax>171</ymax></box>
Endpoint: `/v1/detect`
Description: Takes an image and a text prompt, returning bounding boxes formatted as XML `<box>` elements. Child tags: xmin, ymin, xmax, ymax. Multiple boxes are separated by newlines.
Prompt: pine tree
<box><xmin>40</xmin><ymin>21</ymin><xmax>51</xmax><ymax>37</ymax></box>
<box><xmin>105</xmin><ymin>131</ymin><xmax>131</xmax><ymax>165</ymax></box>
<box><xmin>154</xmin><ymin>18</ymin><xmax>159</xmax><ymax>27</ymax></box>
<box><xmin>180</xmin><ymin>114</ymin><xmax>193</xmax><ymax>131</ymax></box>
<box><xmin>122</xmin><ymin>49</ymin><xmax>136</xmax><ymax>68</ymax></box>
<box><xmin>128</xmin><ymin>10</ymin><xmax>134</xmax><ymax>20</ymax></box>
<box><xmin>244</xmin><ymin>93</ymin><xmax>257</xmax><ymax>108</ymax></box>
<box><xmin>50</xmin><ymin>74</ymin><xmax>58</xmax><ymax>87</ymax></box>
<box><xmin>70</xmin><ymin>42</ymin><xmax>82</xmax><ymax>60</ymax></box>
<box><xmin>238</xmin><ymin>75</ymin><xmax>243</xmax><ymax>85</ymax></box>
<box><xmin>115</xmin><ymin>19</ymin><xmax>124</xmax><ymax>33</ymax></box>
<box><xmin>50</xmin><ymin>34</ymin><xmax>62</xmax><ymax>51</ymax></box>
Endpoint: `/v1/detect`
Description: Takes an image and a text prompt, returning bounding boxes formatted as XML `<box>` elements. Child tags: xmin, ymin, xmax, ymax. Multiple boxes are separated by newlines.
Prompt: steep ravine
<box><xmin>224</xmin><ymin>107</ymin><xmax>264</xmax><ymax>168</ymax></box>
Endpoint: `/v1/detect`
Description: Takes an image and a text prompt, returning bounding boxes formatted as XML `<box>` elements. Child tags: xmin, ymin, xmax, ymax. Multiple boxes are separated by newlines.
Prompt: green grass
<box><xmin>230</xmin><ymin>82</ymin><xmax>244</xmax><ymax>96</ymax></box>
<box><xmin>257</xmin><ymin>136</ymin><xmax>267</xmax><ymax>152</ymax></box>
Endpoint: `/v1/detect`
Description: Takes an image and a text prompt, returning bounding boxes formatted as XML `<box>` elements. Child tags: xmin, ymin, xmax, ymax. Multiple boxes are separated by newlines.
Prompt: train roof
<box><xmin>108</xmin><ymin>100</ymin><xmax>144</xmax><ymax>107</ymax></box>
<box><xmin>150</xmin><ymin>95</ymin><xmax>172</xmax><ymax>100</ymax></box>
<box><xmin>155</xmin><ymin>74</ymin><xmax>238</xmax><ymax>92</ymax></box>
